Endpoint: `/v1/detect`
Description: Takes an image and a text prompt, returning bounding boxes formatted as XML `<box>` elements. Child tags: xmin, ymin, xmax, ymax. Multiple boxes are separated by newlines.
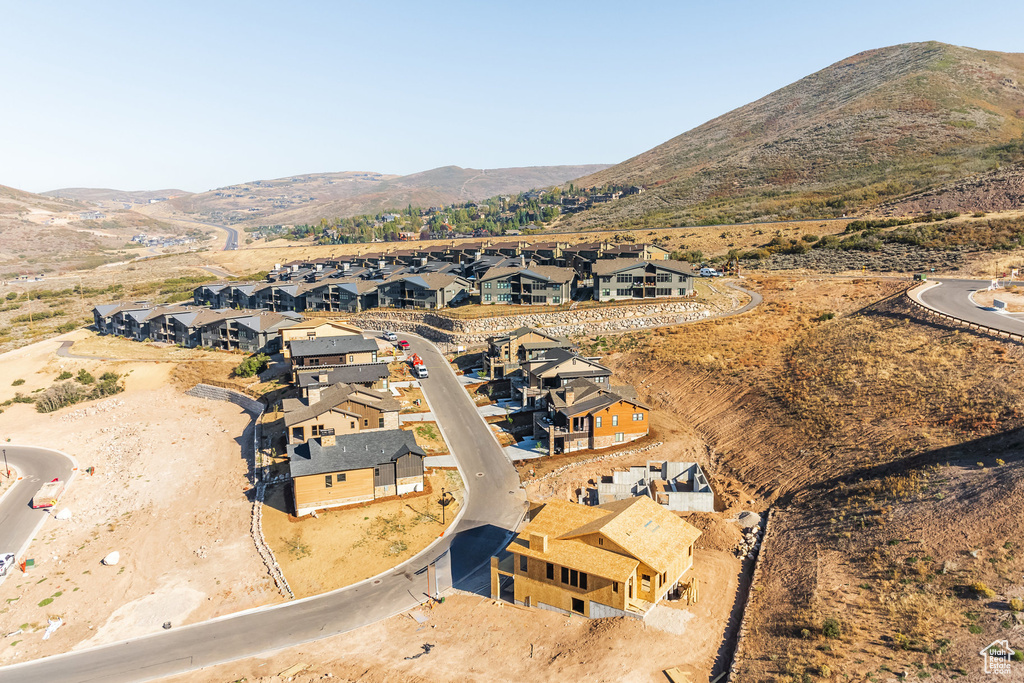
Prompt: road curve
<box><xmin>0</xmin><ymin>447</ymin><xmax>77</xmax><ymax>579</ymax></box>
<box><xmin>915</xmin><ymin>279</ymin><xmax>1024</xmax><ymax>336</ymax></box>
<box><xmin>0</xmin><ymin>335</ymin><xmax>525</xmax><ymax>683</ymax></box>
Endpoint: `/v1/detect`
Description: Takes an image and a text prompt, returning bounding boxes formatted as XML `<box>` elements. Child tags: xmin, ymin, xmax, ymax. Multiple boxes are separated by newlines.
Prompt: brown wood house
<box><xmin>282</xmin><ymin>382</ymin><xmax>401</xmax><ymax>445</ymax></box>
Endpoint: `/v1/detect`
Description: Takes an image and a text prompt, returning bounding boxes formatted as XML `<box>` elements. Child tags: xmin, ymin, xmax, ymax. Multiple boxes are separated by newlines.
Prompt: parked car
<box><xmin>413</xmin><ymin>365</ymin><xmax>428</xmax><ymax>379</ymax></box>
<box><xmin>699</xmin><ymin>267</ymin><xmax>723</xmax><ymax>278</ymax></box>
<box><xmin>382</xmin><ymin>330</ymin><xmax>398</xmax><ymax>341</ymax></box>
<box><xmin>0</xmin><ymin>552</ymin><xmax>15</xmax><ymax>577</ymax></box>
<box><xmin>397</xmin><ymin>340</ymin><xmax>411</xmax><ymax>350</ymax></box>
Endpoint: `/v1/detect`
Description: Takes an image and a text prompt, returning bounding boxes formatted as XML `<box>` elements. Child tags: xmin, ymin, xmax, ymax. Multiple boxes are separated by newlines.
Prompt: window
<box><xmin>598</xmin><ymin>537</ymin><xmax>603</xmax><ymax>546</ymax></box>
<box><xmin>570</xmin><ymin>569</ymin><xmax>578</xmax><ymax>587</ymax></box>
<box><xmin>656</xmin><ymin>288</ymin><xmax>672</xmax><ymax>296</ymax></box>
<box><xmin>337</xmin><ymin>473</ymin><xmax>347</xmax><ymax>483</ymax></box>
<box><xmin>291</xmin><ymin>426</ymin><xmax>304</xmax><ymax>441</ymax></box>
<box><xmin>483</xmin><ymin>282</ymin><xmax>491</xmax><ymax>289</ymax></box>
<box><xmin>616</xmin><ymin>273</ymin><xmax>632</xmax><ymax>283</ymax></box>
<box><xmin>656</xmin><ymin>273</ymin><xmax>672</xmax><ymax>282</ymax></box>
<box><xmin>311</xmin><ymin>424</ymin><xmax>322</xmax><ymax>436</ymax></box>
<box><xmin>641</xmin><ymin>574</ymin><xmax>651</xmax><ymax>592</ymax></box>
<box><xmin>546</xmin><ymin>562</ymin><xmax>554</xmax><ymax>580</ymax></box>
<box><xmin>561</xmin><ymin>567</ymin><xmax>569</xmax><ymax>584</ymax></box>
<box><xmin>595</xmin><ymin>416</ymin><xmax>602</xmax><ymax>428</ymax></box>
<box><xmin>571</xmin><ymin>598</ymin><xmax>585</xmax><ymax>614</ymax></box>
<box><xmin>324</xmin><ymin>475</ymin><xmax>333</xmax><ymax>488</ymax></box>
<box><xmin>615</xmin><ymin>289</ymin><xmax>630</xmax><ymax>297</ymax></box>
<box><xmin>633</xmin><ymin>412</ymin><xmax>645</xmax><ymax>421</ymax></box>
<box><xmin>348</xmin><ymin>355</ymin><xmax>354</xmax><ymax>363</ymax></box>
<box><xmin>628</xmin><ymin>579</ymin><xmax>633</xmax><ymax>599</ymax></box>
<box><xmin>612</xmin><ymin>415</ymin><xmax>618</xmax><ymax>427</ymax></box>
<box><xmin>677</xmin><ymin>288</ymin><xmax>687</xmax><ymax>296</ymax></box>
<box><xmin>484</xmin><ymin>294</ymin><xmax>492</xmax><ymax>302</ymax></box>
<box><xmin>364</xmin><ymin>419</ymin><xmax>369</xmax><ymax>427</ymax></box>
<box><xmin>580</xmin><ymin>572</ymin><xmax>588</xmax><ymax>590</ymax></box>
<box><xmin>615</xmin><ymin>432</ymin><xmax>624</xmax><ymax>443</ymax></box>
<box><xmin>519</xmin><ymin>555</ymin><xmax>528</xmax><ymax>572</ymax></box>
<box><xmin>350</xmin><ymin>421</ymin><xmax>356</xmax><ymax>429</ymax></box>
<box><xmin>552</xmin><ymin>297</ymin><xmax>560</xmax><ymax>304</ymax></box>
<box><xmin>601</xmin><ymin>289</ymin><xmax>610</xmax><ymax>297</ymax></box>
<box><xmin>613</xmin><ymin>581</ymin><xmax>619</xmax><ymax>593</ymax></box>
<box><xmin>374</xmin><ymin>467</ymin><xmax>380</xmax><ymax>477</ymax></box>
<box><xmin>378</xmin><ymin>417</ymin><xmax>385</xmax><ymax>428</ymax></box>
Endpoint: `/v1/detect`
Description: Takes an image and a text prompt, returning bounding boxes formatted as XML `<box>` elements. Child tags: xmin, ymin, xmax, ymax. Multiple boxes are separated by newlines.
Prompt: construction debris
<box><xmin>42</xmin><ymin>618</ymin><xmax>63</xmax><ymax>641</ymax></box>
<box><xmin>101</xmin><ymin>551</ymin><xmax>120</xmax><ymax>566</ymax></box>
<box><xmin>404</xmin><ymin>643</ymin><xmax>434</xmax><ymax>660</ymax></box>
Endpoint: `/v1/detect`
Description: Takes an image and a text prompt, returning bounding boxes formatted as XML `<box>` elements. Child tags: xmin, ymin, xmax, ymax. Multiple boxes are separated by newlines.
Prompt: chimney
<box><xmin>307</xmin><ymin>385</ymin><xmax>322</xmax><ymax>404</ymax></box>
<box><xmin>474</xmin><ymin>250</ymin><xmax>482</xmax><ymax>260</ymax></box>
<box><xmin>420</xmin><ymin>256</ymin><xmax>428</xmax><ymax>267</ymax></box>
<box><xmin>564</xmin><ymin>386</ymin><xmax>575</xmax><ymax>406</ymax></box>
<box><xmin>274</xmin><ymin>263</ymin><xmax>281</xmax><ymax>271</ymax></box>
<box><xmin>342</xmin><ymin>262</ymin><xmax>350</xmax><ymax>272</ymax></box>
<box><xmin>378</xmin><ymin>259</ymin><xmax>386</xmax><ymax>269</ymax></box>
<box><xmin>529</xmin><ymin>532</ymin><xmax>548</xmax><ymax>553</ymax></box>
<box><xmin>316</xmin><ymin>264</ymin><xmax>323</xmax><ymax>271</ymax></box>
<box><xmin>320</xmin><ymin>433</ymin><xmax>335</xmax><ymax>447</ymax></box>
<box><xmin>318</xmin><ymin>373</ymin><xmax>328</xmax><ymax>383</ymax></box>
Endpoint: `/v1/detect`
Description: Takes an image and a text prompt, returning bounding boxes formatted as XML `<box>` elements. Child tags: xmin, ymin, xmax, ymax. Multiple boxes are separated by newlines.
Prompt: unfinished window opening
<box><xmin>519</xmin><ymin>555</ymin><xmax>528</xmax><ymax>572</ymax></box>
<box><xmin>613</xmin><ymin>581</ymin><xmax>619</xmax><ymax>593</ymax></box>
<box><xmin>324</xmin><ymin>475</ymin><xmax>332</xmax><ymax>488</ymax></box>
<box><xmin>546</xmin><ymin>562</ymin><xmax>554</xmax><ymax>580</ymax></box>
<box><xmin>561</xmin><ymin>567</ymin><xmax>569</xmax><ymax>584</ymax></box>
<box><xmin>571</xmin><ymin>598</ymin><xmax>584</xmax><ymax>614</ymax></box>
<box><xmin>337</xmin><ymin>473</ymin><xmax>346</xmax><ymax>483</ymax></box>
<box><xmin>641</xmin><ymin>574</ymin><xmax>651</xmax><ymax>592</ymax></box>
<box><xmin>570</xmin><ymin>569</ymin><xmax>578</xmax><ymax>587</ymax></box>
<box><xmin>580</xmin><ymin>572</ymin><xmax>588</xmax><ymax>590</ymax></box>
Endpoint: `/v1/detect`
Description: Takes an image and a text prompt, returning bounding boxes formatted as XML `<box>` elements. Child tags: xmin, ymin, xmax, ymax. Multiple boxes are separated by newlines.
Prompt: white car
<box><xmin>0</xmin><ymin>552</ymin><xmax>15</xmax><ymax>577</ymax></box>
<box><xmin>413</xmin><ymin>365</ymin><xmax>428</xmax><ymax>379</ymax></box>
<box><xmin>382</xmin><ymin>330</ymin><xmax>398</xmax><ymax>342</ymax></box>
<box><xmin>699</xmin><ymin>267</ymin><xmax>723</xmax><ymax>278</ymax></box>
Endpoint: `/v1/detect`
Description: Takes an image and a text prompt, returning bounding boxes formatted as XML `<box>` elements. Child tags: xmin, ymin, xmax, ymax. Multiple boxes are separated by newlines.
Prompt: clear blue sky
<box><xmin>3</xmin><ymin>1</ymin><xmax>1023</xmax><ymax>193</ymax></box>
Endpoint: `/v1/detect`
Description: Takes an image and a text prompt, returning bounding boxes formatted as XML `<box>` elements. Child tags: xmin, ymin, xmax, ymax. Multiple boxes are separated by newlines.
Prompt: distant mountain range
<box><xmin>560</xmin><ymin>41</ymin><xmax>1024</xmax><ymax>229</ymax></box>
<box><xmin>107</xmin><ymin>165</ymin><xmax>609</xmax><ymax>228</ymax></box>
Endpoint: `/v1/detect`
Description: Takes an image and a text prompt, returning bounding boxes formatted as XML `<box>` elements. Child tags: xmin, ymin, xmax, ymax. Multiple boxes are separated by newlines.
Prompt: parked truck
<box><xmin>409</xmin><ymin>353</ymin><xmax>428</xmax><ymax>379</ymax></box>
<box><xmin>31</xmin><ymin>478</ymin><xmax>64</xmax><ymax>509</ymax></box>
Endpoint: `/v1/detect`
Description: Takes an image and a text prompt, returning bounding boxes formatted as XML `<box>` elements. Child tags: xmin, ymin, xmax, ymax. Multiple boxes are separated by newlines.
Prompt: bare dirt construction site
<box><xmin>262</xmin><ymin>469</ymin><xmax>464</xmax><ymax>598</ymax></box>
<box><xmin>0</xmin><ymin>337</ymin><xmax>280</xmax><ymax>666</ymax></box>
<box><xmin>162</xmin><ymin>549</ymin><xmax>740</xmax><ymax>683</ymax></box>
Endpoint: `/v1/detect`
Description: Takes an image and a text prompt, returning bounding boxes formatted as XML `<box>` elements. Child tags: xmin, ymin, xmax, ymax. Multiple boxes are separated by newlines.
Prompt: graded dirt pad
<box><xmin>262</xmin><ymin>470</ymin><xmax>464</xmax><ymax>599</ymax></box>
<box><xmin>0</xmin><ymin>383</ymin><xmax>278</xmax><ymax>666</ymax></box>
<box><xmin>402</xmin><ymin>421</ymin><xmax>450</xmax><ymax>455</ymax></box>
<box><xmin>161</xmin><ymin>549</ymin><xmax>741</xmax><ymax>683</ymax></box>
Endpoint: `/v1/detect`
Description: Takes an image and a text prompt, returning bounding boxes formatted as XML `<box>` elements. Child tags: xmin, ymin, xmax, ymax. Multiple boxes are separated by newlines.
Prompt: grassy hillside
<box><xmin>562</xmin><ymin>42</ymin><xmax>1024</xmax><ymax>229</ymax></box>
<box><xmin>147</xmin><ymin>164</ymin><xmax>610</xmax><ymax>227</ymax></box>
<box><xmin>43</xmin><ymin>188</ymin><xmax>192</xmax><ymax>205</ymax></box>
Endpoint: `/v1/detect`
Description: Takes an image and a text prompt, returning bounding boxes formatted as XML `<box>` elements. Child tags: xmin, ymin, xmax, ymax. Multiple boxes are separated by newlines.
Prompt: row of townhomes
<box><xmin>271</xmin><ymin>320</ymin><xmax>427</xmax><ymax>517</ymax></box>
<box><xmin>190</xmin><ymin>239</ymin><xmax>694</xmax><ymax>314</ymax></box>
<box><xmin>486</xmin><ymin>327</ymin><xmax>651</xmax><ymax>456</ymax></box>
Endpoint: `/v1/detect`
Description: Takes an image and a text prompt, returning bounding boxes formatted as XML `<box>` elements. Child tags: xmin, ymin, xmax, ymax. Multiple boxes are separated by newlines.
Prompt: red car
<box><xmin>397</xmin><ymin>340</ymin><xmax>411</xmax><ymax>350</ymax></box>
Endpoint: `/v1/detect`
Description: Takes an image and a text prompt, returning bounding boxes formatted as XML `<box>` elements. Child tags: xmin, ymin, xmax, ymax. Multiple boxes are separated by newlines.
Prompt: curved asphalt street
<box><xmin>915</xmin><ymin>279</ymin><xmax>1024</xmax><ymax>336</ymax></box>
<box><xmin>0</xmin><ymin>334</ymin><xmax>525</xmax><ymax>683</ymax></box>
<box><xmin>0</xmin><ymin>447</ymin><xmax>76</xmax><ymax>582</ymax></box>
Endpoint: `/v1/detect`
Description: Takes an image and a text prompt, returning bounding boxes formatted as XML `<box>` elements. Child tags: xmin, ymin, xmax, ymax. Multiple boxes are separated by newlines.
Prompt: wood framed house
<box><xmin>490</xmin><ymin>497</ymin><xmax>701</xmax><ymax>619</ymax></box>
<box><xmin>279</xmin><ymin>319</ymin><xmax>363</xmax><ymax>359</ymax></box>
<box><xmin>533</xmin><ymin>378</ymin><xmax>650</xmax><ymax>455</ymax></box>
<box><xmin>282</xmin><ymin>382</ymin><xmax>401</xmax><ymax>445</ymax></box>
<box><xmin>592</xmin><ymin>260</ymin><xmax>695</xmax><ymax>302</ymax></box>
<box><xmin>288</xmin><ymin>430</ymin><xmax>426</xmax><ymax>516</ymax></box>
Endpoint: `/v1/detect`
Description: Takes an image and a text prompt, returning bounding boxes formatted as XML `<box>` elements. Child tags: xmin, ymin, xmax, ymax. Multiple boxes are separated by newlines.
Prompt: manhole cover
<box><xmin>476</xmin><ymin>472</ymin><xmax>485</xmax><ymax>478</ymax></box>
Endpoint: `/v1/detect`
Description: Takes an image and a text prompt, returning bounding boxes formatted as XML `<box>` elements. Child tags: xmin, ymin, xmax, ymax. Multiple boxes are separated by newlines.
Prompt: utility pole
<box><xmin>3</xmin><ymin>448</ymin><xmax>8</xmax><ymax>479</ymax></box>
<box><xmin>441</xmin><ymin>487</ymin><xmax>447</xmax><ymax>525</ymax></box>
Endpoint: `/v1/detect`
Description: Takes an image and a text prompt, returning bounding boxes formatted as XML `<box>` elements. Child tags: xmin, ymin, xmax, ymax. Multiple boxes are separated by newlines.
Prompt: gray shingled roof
<box><xmin>288</xmin><ymin>429</ymin><xmax>425</xmax><ymax>478</ymax></box>
<box><xmin>591</xmin><ymin>259</ymin><xmax>697</xmax><ymax>277</ymax></box>
<box><xmin>288</xmin><ymin>335</ymin><xmax>379</xmax><ymax>357</ymax></box>
<box><xmin>283</xmin><ymin>382</ymin><xmax>400</xmax><ymax>427</ymax></box>
<box><xmin>296</xmin><ymin>364</ymin><xmax>390</xmax><ymax>387</ymax></box>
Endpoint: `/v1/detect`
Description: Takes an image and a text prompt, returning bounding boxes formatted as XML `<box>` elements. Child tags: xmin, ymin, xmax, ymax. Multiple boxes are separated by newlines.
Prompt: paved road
<box><xmin>0</xmin><ymin>447</ymin><xmax>76</xmax><ymax>582</ymax></box>
<box><xmin>915</xmin><ymin>279</ymin><xmax>1024</xmax><ymax>336</ymax></box>
<box><xmin>0</xmin><ymin>335</ymin><xmax>525</xmax><ymax>683</ymax></box>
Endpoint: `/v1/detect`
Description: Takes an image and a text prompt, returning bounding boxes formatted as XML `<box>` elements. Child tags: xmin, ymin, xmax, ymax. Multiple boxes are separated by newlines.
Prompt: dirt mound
<box><xmin>686</xmin><ymin>512</ymin><xmax>744</xmax><ymax>552</ymax></box>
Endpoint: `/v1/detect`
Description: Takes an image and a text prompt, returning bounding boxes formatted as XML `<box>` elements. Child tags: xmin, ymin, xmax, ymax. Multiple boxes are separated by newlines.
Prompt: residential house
<box><xmin>490</xmin><ymin>496</ymin><xmax>701</xmax><ymax>619</ymax></box>
<box><xmin>485</xmin><ymin>327</ymin><xmax>575</xmax><ymax>379</ymax></box>
<box><xmin>533</xmin><ymin>378</ymin><xmax>650</xmax><ymax>455</ymax></box>
<box><xmin>376</xmin><ymin>273</ymin><xmax>471</xmax><ymax>310</ymax></box>
<box><xmin>295</xmin><ymin>363</ymin><xmax>391</xmax><ymax>393</ymax></box>
<box><xmin>592</xmin><ymin>260</ymin><xmax>695</xmax><ymax>302</ymax></box>
<box><xmin>199</xmin><ymin>311</ymin><xmax>302</xmax><ymax>352</ymax></box>
<box><xmin>288</xmin><ymin>430</ymin><xmax>426</xmax><ymax>516</ymax></box>
<box><xmin>601</xmin><ymin>243</ymin><xmax>671</xmax><ymax>261</ymax></box>
<box><xmin>478</xmin><ymin>265</ymin><xmax>576</xmax><ymax>306</ymax></box>
<box><xmin>282</xmin><ymin>382</ymin><xmax>400</xmax><ymax>445</ymax></box>
<box><xmin>287</xmin><ymin>335</ymin><xmax>380</xmax><ymax>372</ymax></box>
<box><xmin>279</xmin><ymin>319</ymin><xmax>363</xmax><ymax>359</ymax></box>
<box><xmin>517</xmin><ymin>348</ymin><xmax>612</xmax><ymax>410</ymax></box>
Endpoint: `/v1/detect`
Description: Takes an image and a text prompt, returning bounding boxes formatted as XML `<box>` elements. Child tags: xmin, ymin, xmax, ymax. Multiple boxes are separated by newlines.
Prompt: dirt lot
<box><xmin>395</xmin><ymin>385</ymin><xmax>428</xmax><ymax>413</ymax></box>
<box><xmin>262</xmin><ymin>470</ymin><xmax>463</xmax><ymax>599</ymax></box>
<box><xmin>0</xmin><ymin>339</ymin><xmax>278</xmax><ymax>665</ymax></box>
<box><xmin>162</xmin><ymin>547</ymin><xmax>741</xmax><ymax>683</ymax></box>
<box><xmin>401</xmin><ymin>422</ymin><xmax>450</xmax><ymax>455</ymax></box>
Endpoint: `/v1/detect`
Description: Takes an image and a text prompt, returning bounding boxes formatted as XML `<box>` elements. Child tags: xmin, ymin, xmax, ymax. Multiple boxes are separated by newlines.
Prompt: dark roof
<box><xmin>296</xmin><ymin>364</ymin><xmax>390</xmax><ymax>387</ymax></box>
<box><xmin>287</xmin><ymin>429</ymin><xmax>425</xmax><ymax>478</ymax></box>
<box><xmin>288</xmin><ymin>335</ymin><xmax>379</xmax><ymax>357</ymax></box>
<box><xmin>283</xmin><ymin>382</ymin><xmax>400</xmax><ymax>427</ymax></box>
<box><xmin>546</xmin><ymin>378</ymin><xmax>648</xmax><ymax>416</ymax></box>
<box><xmin>591</xmin><ymin>259</ymin><xmax>696</xmax><ymax>277</ymax></box>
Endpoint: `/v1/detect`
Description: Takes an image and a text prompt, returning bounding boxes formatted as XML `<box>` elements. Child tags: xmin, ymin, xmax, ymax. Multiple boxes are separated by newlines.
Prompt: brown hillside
<box><xmin>564</xmin><ymin>42</ymin><xmax>1024</xmax><ymax>228</ymax></box>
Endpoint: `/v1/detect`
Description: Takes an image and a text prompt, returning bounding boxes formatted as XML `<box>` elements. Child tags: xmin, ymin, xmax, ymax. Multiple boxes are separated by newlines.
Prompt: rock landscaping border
<box><xmin>726</xmin><ymin>507</ymin><xmax>774</xmax><ymax>683</ymax></box>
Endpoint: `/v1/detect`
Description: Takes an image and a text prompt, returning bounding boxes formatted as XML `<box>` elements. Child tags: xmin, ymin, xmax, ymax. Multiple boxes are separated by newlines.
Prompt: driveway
<box><xmin>0</xmin><ymin>334</ymin><xmax>526</xmax><ymax>683</ymax></box>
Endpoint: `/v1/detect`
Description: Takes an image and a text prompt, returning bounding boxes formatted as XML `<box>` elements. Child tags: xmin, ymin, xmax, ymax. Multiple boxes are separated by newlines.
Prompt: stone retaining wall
<box><xmin>185</xmin><ymin>383</ymin><xmax>265</xmax><ymax>414</ymax></box>
<box><xmin>727</xmin><ymin>507</ymin><xmax>775</xmax><ymax>683</ymax></box>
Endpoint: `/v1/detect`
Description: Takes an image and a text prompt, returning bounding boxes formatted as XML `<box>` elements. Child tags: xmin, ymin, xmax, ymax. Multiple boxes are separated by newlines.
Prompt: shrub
<box><xmin>814</xmin><ymin>312</ymin><xmax>836</xmax><ymax>322</ymax></box>
<box><xmin>11</xmin><ymin>379</ymin><xmax>24</xmax><ymax>386</ymax></box>
<box><xmin>76</xmin><ymin>369</ymin><xmax>95</xmax><ymax>385</ymax></box>
<box><xmin>232</xmin><ymin>353</ymin><xmax>270</xmax><ymax>378</ymax></box>
<box><xmin>5</xmin><ymin>292</ymin><xmax>17</xmax><ymax>301</ymax></box>
<box><xmin>56</xmin><ymin>371</ymin><xmax>73</xmax><ymax>380</ymax></box>
<box><xmin>802</xmin><ymin>234</ymin><xmax>819</xmax><ymax>243</ymax></box>
<box><xmin>820</xmin><ymin>664</ymin><xmax>831</xmax><ymax>678</ymax></box>
<box><xmin>822</xmin><ymin>618</ymin><xmax>842</xmax><ymax>639</ymax></box>
<box><xmin>1013</xmin><ymin>649</ymin><xmax>1024</xmax><ymax>662</ymax></box>
<box><xmin>1009</xmin><ymin>598</ymin><xmax>1023</xmax><ymax>612</ymax></box>
<box><xmin>971</xmin><ymin>581</ymin><xmax>996</xmax><ymax>599</ymax></box>
<box><xmin>35</xmin><ymin>382</ymin><xmax>86</xmax><ymax>413</ymax></box>
<box><xmin>99</xmin><ymin>371</ymin><xmax>119</xmax><ymax>382</ymax></box>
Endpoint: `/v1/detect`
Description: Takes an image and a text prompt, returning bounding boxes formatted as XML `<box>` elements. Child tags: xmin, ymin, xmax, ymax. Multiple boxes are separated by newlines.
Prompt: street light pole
<box><xmin>2</xmin><ymin>448</ymin><xmax>8</xmax><ymax>479</ymax></box>
<box><xmin>441</xmin><ymin>487</ymin><xmax>446</xmax><ymax>525</ymax></box>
